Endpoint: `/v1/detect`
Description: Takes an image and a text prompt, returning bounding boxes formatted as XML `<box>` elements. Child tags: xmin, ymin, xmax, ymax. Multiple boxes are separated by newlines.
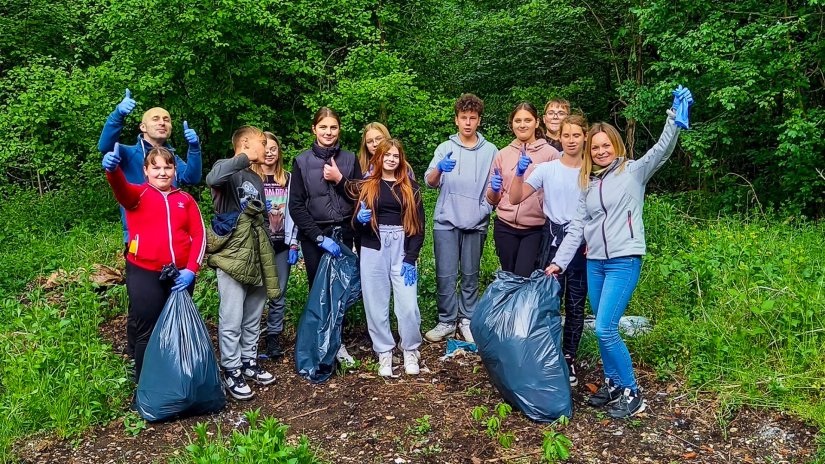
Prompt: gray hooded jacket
<box><xmin>424</xmin><ymin>133</ymin><xmax>498</xmax><ymax>231</ymax></box>
<box><xmin>553</xmin><ymin>110</ymin><xmax>680</xmax><ymax>271</ymax></box>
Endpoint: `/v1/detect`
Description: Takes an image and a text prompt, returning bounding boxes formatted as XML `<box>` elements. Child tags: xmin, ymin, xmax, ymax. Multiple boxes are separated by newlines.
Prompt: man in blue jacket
<box><xmin>98</xmin><ymin>89</ymin><xmax>203</xmax><ymax>244</ymax></box>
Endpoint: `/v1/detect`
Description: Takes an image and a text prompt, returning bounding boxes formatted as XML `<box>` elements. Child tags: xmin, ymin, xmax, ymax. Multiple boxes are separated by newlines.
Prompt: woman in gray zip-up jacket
<box><xmin>547</xmin><ymin>88</ymin><xmax>692</xmax><ymax>419</ymax></box>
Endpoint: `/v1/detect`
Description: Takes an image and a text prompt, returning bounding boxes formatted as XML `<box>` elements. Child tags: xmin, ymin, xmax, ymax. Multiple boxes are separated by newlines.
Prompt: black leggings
<box><xmin>547</xmin><ymin>245</ymin><xmax>588</xmax><ymax>360</ymax></box>
<box><xmin>492</xmin><ymin>218</ymin><xmax>544</xmax><ymax>277</ymax></box>
<box><xmin>125</xmin><ymin>260</ymin><xmax>193</xmax><ymax>381</ymax></box>
<box><xmin>300</xmin><ymin>223</ymin><xmax>355</xmax><ymax>288</ymax></box>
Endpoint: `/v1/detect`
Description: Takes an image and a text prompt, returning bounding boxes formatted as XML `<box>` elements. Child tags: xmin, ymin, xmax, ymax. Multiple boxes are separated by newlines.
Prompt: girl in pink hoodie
<box><xmin>486</xmin><ymin>102</ymin><xmax>560</xmax><ymax>276</ymax></box>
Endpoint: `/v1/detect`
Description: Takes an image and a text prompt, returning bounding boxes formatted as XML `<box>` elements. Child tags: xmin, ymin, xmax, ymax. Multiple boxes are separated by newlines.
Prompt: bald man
<box><xmin>98</xmin><ymin>89</ymin><xmax>203</xmax><ymax>243</ymax></box>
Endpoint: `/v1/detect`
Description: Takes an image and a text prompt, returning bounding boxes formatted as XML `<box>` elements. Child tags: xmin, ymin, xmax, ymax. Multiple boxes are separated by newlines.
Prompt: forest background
<box><xmin>0</xmin><ymin>0</ymin><xmax>824</xmax><ymax>461</ymax></box>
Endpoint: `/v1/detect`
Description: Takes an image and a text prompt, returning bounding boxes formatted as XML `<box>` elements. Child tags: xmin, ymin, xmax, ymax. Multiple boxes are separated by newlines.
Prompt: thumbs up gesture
<box><xmin>116</xmin><ymin>89</ymin><xmax>136</xmax><ymax>117</ymax></box>
<box><xmin>490</xmin><ymin>168</ymin><xmax>503</xmax><ymax>193</ymax></box>
<box><xmin>515</xmin><ymin>151</ymin><xmax>533</xmax><ymax>177</ymax></box>
<box><xmin>182</xmin><ymin>120</ymin><xmax>199</xmax><ymax>146</ymax></box>
<box><xmin>356</xmin><ymin>200</ymin><xmax>372</xmax><ymax>224</ymax></box>
<box><xmin>437</xmin><ymin>151</ymin><xmax>456</xmax><ymax>173</ymax></box>
<box><xmin>102</xmin><ymin>142</ymin><xmax>122</xmax><ymax>172</ymax></box>
<box><xmin>323</xmin><ymin>156</ymin><xmax>343</xmax><ymax>183</ymax></box>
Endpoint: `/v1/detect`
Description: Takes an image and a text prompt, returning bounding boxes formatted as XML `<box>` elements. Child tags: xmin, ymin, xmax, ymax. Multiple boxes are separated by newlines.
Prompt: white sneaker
<box><xmin>336</xmin><ymin>344</ymin><xmax>354</xmax><ymax>364</ymax></box>
<box><xmin>403</xmin><ymin>350</ymin><xmax>420</xmax><ymax>375</ymax></box>
<box><xmin>458</xmin><ymin>318</ymin><xmax>474</xmax><ymax>343</ymax></box>
<box><xmin>424</xmin><ymin>321</ymin><xmax>456</xmax><ymax>342</ymax></box>
<box><xmin>377</xmin><ymin>351</ymin><xmax>393</xmax><ymax>377</ymax></box>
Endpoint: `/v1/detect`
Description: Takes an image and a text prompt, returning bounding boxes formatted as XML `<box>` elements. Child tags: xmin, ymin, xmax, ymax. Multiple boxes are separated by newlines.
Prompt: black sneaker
<box><xmin>587</xmin><ymin>378</ymin><xmax>622</xmax><ymax>407</ymax></box>
<box><xmin>265</xmin><ymin>334</ymin><xmax>284</xmax><ymax>359</ymax></box>
<box><xmin>607</xmin><ymin>388</ymin><xmax>646</xmax><ymax>418</ymax></box>
<box><xmin>223</xmin><ymin>368</ymin><xmax>254</xmax><ymax>400</ymax></box>
<box><xmin>564</xmin><ymin>355</ymin><xmax>578</xmax><ymax>387</ymax></box>
<box><xmin>242</xmin><ymin>359</ymin><xmax>276</xmax><ymax>385</ymax></box>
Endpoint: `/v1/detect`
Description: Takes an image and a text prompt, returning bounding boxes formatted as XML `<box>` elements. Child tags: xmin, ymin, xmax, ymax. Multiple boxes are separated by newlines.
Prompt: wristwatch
<box><xmin>315</xmin><ymin>234</ymin><xmax>325</xmax><ymax>245</ymax></box>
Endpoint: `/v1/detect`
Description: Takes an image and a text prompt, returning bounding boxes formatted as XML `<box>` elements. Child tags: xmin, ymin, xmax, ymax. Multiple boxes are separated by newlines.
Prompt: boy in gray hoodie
<box><xmin>424</xmin><ymin>94</ymin><xmax>498</xmax><ymax>343</ymax></box>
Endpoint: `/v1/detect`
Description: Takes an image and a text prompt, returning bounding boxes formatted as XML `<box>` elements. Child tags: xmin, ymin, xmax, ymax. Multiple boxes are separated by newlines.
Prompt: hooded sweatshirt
<box><xmin>424</xmin><ymin>133</ymin><xmax>498</xmax><ymax>231</ymax></box>
<box><xmin>489</xmin><ymin>138</ymin><xmax>560</xmax><ymax>229</ymax></box>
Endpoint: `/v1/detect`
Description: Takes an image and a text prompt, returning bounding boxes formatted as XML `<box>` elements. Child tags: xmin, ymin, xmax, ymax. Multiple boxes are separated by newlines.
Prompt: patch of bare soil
<box><xmin>16</xmin><ymin>316</ymin><xmax>818</xmax><ymax>464</ymax></box>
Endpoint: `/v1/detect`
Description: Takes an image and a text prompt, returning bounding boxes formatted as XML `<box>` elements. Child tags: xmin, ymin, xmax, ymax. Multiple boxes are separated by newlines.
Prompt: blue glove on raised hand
<box><xmin>116</xmin><ymin>89</ymin><xmax>136</xmax><ymax>117</ymax></box>
<box><xmin>490</xmin><ymin>168</ymin><xmax>503</xmax><ymax>193</ymax></box>
<box><xmin>319</xmin><ymin>236</ymin><xmax>342</xmax><ymax>257</ymax></box>
<box><xmin>671</xmin><ymin>85</ymin><xmax>694</xmax><ymax>130</ymax></box>
<box><xmin>102</xmin><ymin>143</ymin><xmax>122</xmax><ymax>172</ymax></box>
<box><xmin>515</xmin><ymin>151</ymin><xmax>533</xmax><ymax>177</ymax></box>
<box><xmin>400</xmin><ymin>262</ymin><xmax>418</xmax><ymax>286</ymax></box>
<box><xmin>265</xmin><ymin>200</ymin><xmax>272</xmax><ymax>213</ymax></box>
<box><xmin>288</xmin><ymin>247</ymin><xmax>299</xmax><ymax>265</ymax></box>
<box><xmin>437</xmin><ymin>152</ymin><xmax>456</xmax><ymax>173</ymax></box>
<box><xmin>171</xmin><ymin>269</ymin><xmax>195</xmax><ymax>292</ymax></box>
<box><xmin>240</xmin><ymin>198</ymin><xmax>249</xmax><ymax>211</ymax></box>
<box><xmin>356</xmin><ymin>201</ymin><xmax>372</xmax><ymax>224</ymax></box>
<box><xmin>183</xmin><ymin>120</ymin><xmax>199</xmax><ymax>146</ymax></box>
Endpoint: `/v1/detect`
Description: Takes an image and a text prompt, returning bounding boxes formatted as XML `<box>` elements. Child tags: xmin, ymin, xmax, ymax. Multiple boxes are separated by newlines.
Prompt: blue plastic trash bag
<box><xmin>295</xmin><ymin>236</ymin><xmax>361</xmax><ymax>383</ymax></box>
<box><xmin>136</xmin><ymin>290</ymin><xmax>226</xmax><ymax>422</ymax></box>
<box><xmin>471</xmin><ymin>270</ymin><xmax>572</xmax><ymax>422</ymax></box>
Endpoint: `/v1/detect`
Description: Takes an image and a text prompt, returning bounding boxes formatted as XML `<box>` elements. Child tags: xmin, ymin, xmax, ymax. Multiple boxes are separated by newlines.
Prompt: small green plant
<box><xmin>472</xmin><ymin>365</ymin><xmax>483</xmax><ymax>374</ymax></box>
<box><xmin>174</xmin><ymin>409</ymin><xmax>323</xmax><ymax>463</ymax></box>
<box><xmin>465</xmin><ymin>386</ymin><xmax>483</xmax><ymax>397</ymax></box>
<box><xmin>472</xmin><ymin>403</ymin><xmax>517</xmax><ymax>449</ymax></box>
<box><xmin>419</xmin><ymin>443</ymin><xmax>443</xmax><ymax>456</ymax></box>
<box><xmin>407</xmin><ymin>415</ymin><xmax>432</xmax><ymax>435</ymax></box>
<box><xmin>123</xmin><ymin>412</ymin><xmax>146</xmax><ymax>437</ymax></box>
<box><xmin>542</xmin><ymin>416</ymin><xmax>572</xmax><ymax>463</ymax></box>
<box><xmin>336</xmin><ymin>357</ymin><xmax>362</xmax><ymax>376</ymax></box>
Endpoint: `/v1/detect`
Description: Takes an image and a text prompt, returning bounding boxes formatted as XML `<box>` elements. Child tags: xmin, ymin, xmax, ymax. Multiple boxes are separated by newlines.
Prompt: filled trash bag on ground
<box><xmin>136</xmin><ymin>290</ymin><xmax>226</xmax><ymax>422</ymax></box>
<box><xmin>295</xmin><ymin>238</ymin><xmax>361</xmax><ymax>383</ymax></box>
<box><xmin>470</xmin><ymin>270</ymin><xmax>572</xmax><ymax>422</ymax></box>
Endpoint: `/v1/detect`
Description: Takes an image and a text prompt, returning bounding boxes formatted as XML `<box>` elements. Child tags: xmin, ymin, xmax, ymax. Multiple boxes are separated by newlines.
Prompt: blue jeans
<box><xmin>587</xmin><ymin>256</ymin><xmax>642</xmax><ymax>392</ymax></box>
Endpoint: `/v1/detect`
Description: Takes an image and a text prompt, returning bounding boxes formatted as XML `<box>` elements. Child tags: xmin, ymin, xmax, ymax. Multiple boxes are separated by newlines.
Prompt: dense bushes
<box><xmin>1</xmin><ymin>0</ymin><xmax>823</xmax><ymax>214</ymax></box>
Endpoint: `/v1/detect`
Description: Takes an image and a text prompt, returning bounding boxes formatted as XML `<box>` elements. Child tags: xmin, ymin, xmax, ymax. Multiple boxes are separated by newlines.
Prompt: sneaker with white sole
<box><xmin>242</xmin><ymin>359</ymin><xmax>275</xmax><ymax>385</ymax></box>
<box><xmin>377</xmin><ymin>351</ymin><xmax>393</xmax><ymax>377</ymax></box>
<box><xmin>424</xmin><ymin>321</ymin><xmax>456</xmax><ymax>342</ymax></box>
<box><xmin>587</xmin><ymin>378</ymin><xmax>622</xmax><ymax>407</ymax></box>
<box><xmin>564</xmin><ymin>355</ymin><xmax>578</xmax><ymax>387</ymax></box>
<box><xmin>458</xmin><ymin>318</ymin><xmax>474</xmax><ymax>343</ymax></box>
<box><xmin>403</xmin><ymin>350</ymin><xmax>420</xmax><ymax>375</ymax></box>
<box><xmin>336</xmin><ymin>344</ymin><xmax>355</xmax><ymax>364</ymax></box>
<box><xmin>607</xmin><ymin>388</ymin><xmax>646</xmax><ymax>418</ymax></box>
<box><xmin>224</xmin><ymin>368</ymin><xmax>254</xmax><ymax>400</ymax></box>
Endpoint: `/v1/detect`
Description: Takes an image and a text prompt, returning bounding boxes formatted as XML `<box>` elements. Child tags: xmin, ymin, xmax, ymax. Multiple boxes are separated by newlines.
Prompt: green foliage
<box><xmin>406</xmin><ymin>415</ymin><xmax>432</xmax><ymax>435</ymax></box>
<box><xmin>472</xmin><ymin>402</ymin><xmax>517</xmax><ymax>449</ymax></box>
<box><xmin>541</xmin><ymin>416</ymin><xmax>572</xmax><ymax>463</ymax></box>
<box><xmin>174</xmin><ymin>409</ymin><xmax>324</xmax><ymax>464</ymax></box>
<box><xmin>123</xmin><ymin>412</ymin><xmax>147</xmax><ymax>437</ymax></box>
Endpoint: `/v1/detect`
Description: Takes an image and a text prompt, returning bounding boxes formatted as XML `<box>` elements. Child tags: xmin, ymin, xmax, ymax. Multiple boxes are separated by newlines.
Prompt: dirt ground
<box><xmin>16</xmin><ymin>314</ymin><xmax>819</xmax><ymax>464</ymax></box>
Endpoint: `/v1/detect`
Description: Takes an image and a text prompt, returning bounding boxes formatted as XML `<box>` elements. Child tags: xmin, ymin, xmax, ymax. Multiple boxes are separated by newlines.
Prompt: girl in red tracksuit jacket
<box><xmin>103</xmin><ymin>144</ymin><xmax>206</xmax><ymax>381</ymax></box>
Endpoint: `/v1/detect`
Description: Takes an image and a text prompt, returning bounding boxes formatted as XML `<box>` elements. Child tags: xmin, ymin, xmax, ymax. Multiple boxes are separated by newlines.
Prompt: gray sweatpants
<box><xmin>361</xmin><ymin>225</ymin><xmax>422</xmax><ymax>354</ymax></box>
<box><xmin>265</xmin><ymin>249</ymin><xmax>290</xmax><ymax>335</ymax></box>
<box><xmin>433</xmin><ymin>228</ymin><xmax>486</xmax><ymax>323</ymax></box>
<box><xmin>217</xmin><ymin>269</ymin><xmax>268</xmax><ymax>370</ymax></box>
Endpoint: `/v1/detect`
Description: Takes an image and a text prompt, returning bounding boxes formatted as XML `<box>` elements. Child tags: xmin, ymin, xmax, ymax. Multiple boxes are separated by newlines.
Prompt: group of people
<box><xmin>101</xmin><ymin>85</ymin><xmax>691</xmax><ymax>420</ymax></box>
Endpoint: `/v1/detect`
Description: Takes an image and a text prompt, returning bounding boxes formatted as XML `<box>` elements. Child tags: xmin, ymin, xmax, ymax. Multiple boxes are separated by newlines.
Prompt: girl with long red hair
<box><xmin>351</xmin><ymin>139</ymin><xmax>426</xmax><ymax>377</ymax></box>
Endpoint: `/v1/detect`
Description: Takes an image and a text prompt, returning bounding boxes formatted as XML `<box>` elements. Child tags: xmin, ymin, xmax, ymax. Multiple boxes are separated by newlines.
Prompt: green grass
<box><xmin>0</xmin><ymin>185</ymin><xmax>824</xmax><ymax>461</ymax></box>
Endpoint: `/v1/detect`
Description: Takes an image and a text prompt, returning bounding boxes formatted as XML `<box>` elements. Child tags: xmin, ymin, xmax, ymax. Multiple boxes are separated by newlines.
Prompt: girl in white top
<box><xmin>509</xmin><ymin>113</ymin><xmax>590</xmax><ymax>387</ymax></box>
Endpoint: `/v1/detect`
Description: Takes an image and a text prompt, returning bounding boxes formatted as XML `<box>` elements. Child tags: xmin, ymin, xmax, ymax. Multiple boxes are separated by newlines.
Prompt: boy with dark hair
<box><xmin>424</xmin><ymin>94</ymin><xmax>498</xmax><ymax>343</ymax></box>
<box><xmin>205</xmin><ymin>126</ymin><xmax>280</xmax><ymax>400</ymax></box>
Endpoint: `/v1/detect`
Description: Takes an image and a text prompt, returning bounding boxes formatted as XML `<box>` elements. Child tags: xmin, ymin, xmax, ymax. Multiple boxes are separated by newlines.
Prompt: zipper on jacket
<box><xmin>163</xmin><ymin>192</ymin><xmax>177</xmax><ymax>264</ymax></box>
<box><xmin>627</xmin><ymin>210</ymin><xmax>635</xmax><ymax>239</ymax></box>
<box><xmin>598</xmin><ymin>178</ymin><xmax>610</xmax><ymax>259</ymax></box>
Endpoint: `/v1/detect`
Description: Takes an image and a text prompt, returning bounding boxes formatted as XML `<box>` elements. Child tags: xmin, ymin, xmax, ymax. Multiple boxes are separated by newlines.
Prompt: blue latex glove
<box><xmin>490</xmin><ymin>168</ymin><xmax>503</xmax><ymax>193</ymax></box>
<box><xmin>183</xmin><ymin>120</ymin><xmax>199</xmax><ymax>146</ymax></box>
<box><xmin>437</xmin><ymin>152</ymin><xmax>456</xmax><ymax>173</ymax></box>
<box><xmin>288</xmin><ymin>247</ymin><xmax>299</xmax><ymax>265</ymax></box>
<box><xmin>266</xmin><ymin>200</ymin><xmax>272</xmax><ymax>213</ymax></box>
<box><xmin>400</xmin><ymin>262</ymin><xmax>417</xmax><ymax>286</ymax></box>
<box><xmin>240</xmin><ymin>198</ymin><xmax>249</xmax><ymax>211</ymax></box>
<box><xmin>171</xmin><ymin>269</ymin><xmax>195</xmax><ymax>292</ymax></box>
<box><xmin>356</xmin><ymin>201</ymin><xmax>372</xmax><ymax>224</ymax></box>
<box><xmin>671</xmin><ymin>85</ymin><xmax>694</xmax><ymax>130</ymax></box>
<box><xmin>102</xmin><ymin>142</ymin><xmax>121</xmax><ymax>172</ymax></box>
<box><xmin>319</xmin><ymin>236</ymin><xmax>341</xmax><ymax>257</ymax></box>
<box><xmin>116</xmin><ymin>88</ymin><xmax>136</xmax><ymax>117</ymax></box>
<box><xmin>515</xmin><ymin>151</ymin><xmax>532</xmax><ymax>177</ymax></box>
